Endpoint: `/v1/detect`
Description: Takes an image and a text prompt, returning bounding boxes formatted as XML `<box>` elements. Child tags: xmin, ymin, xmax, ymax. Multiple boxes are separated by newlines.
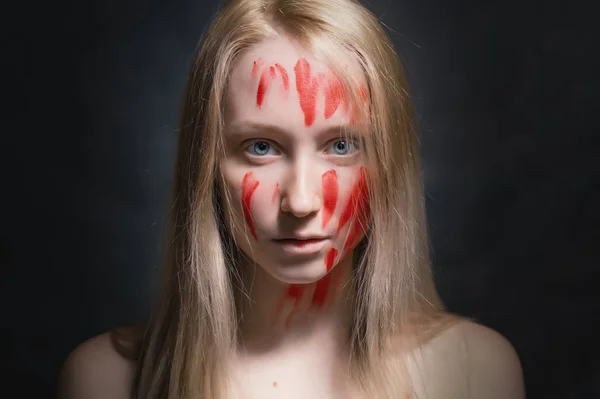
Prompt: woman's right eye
<box><xmin>244</xmin><ymin>140</ymin><xmax>278</xmax><ymax>156</ymax></box>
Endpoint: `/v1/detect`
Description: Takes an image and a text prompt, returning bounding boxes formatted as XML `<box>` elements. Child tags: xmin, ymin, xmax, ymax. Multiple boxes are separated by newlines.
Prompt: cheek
<box><xmin>241</xmin><ymin>172</ymin><xmax>260</xmax><ymax>240</ymax></box>
<box><xmin>331</xmin><ymin>166</ymin><xmax>370</xmax><ymax>256</ymax></box>
<box><xmin>237</xmin><ymin>172</ymin><xmax>280</xmax><ymax>240</ymax></box>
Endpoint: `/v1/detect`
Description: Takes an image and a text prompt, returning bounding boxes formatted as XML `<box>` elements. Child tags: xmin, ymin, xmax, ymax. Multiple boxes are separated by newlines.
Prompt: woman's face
<box><xmin>221</xmin><ymin>36</ymin><xmax>370</xmax><ymax>284</ymax></box>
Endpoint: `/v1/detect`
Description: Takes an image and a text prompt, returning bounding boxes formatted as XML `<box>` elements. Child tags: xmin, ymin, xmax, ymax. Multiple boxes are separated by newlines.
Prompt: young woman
<box><xmin>59</xmin><ymin>0</ymin><xmax>525</xmax><ymax>397</ymax></box>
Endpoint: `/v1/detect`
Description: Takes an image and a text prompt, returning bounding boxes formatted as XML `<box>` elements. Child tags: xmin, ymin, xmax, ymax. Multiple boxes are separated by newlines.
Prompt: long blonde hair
<box><xmin>127</xmin><ymin>0</ymin><xmax>461</xmax><ymax>397</ymax></box>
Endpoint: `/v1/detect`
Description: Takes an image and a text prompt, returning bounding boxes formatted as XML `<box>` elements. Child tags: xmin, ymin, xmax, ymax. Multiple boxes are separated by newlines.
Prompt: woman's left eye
<box><xmin>245</xmin><ymin>140</ymin><xmax>277</xmax><ymax>156</ymax></box>
<box><xmin>327</xmin><ymin>139</ymin><xmax>359</xmax><ymax>156</ymax></box>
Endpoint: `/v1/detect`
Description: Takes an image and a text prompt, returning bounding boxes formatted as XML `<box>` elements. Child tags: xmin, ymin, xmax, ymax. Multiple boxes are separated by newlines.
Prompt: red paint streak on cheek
<box><xmin>325</xmin><ymin>248</ymin><xmax>339</xmax><ymax>271</ymax></box>
<box><xmin>336</xmin><ymin>167</ymin><xmax>369</xmax><ymax>235</ymax></box>
<box><xmin>340</xmin><ymin>167</ymin><xmax>370</xmax><ymax>256</ymax></box>
<box><xmin>294</xmin><ymin>58</ymin><xmax>322</xmax><ymax>127</ymax></box>
<box><xmin>256</xmin><ymin>68</ymin><xmax>274</xmax><ymax>109</ymax></box>
<box><xmin>272</xmin><ymin>183</ymin><xmax>280</xmax><ymax>205</ymax></box>
<box><xmin>311</xmin><ymin>248</ymin><xmax>339</xmax><ymax>308</ymax></box>
<box><xmin>274</xmin><ymin>64</ymin><xmax>289</xmax><ymax>92</ymax></box>
<box><xmin>321</xmin><ymin>170</ymin><xmax>338</xmax><ymax>228</ymax></box>
<box><xmin>241</xmin><ymin>172</ymin><xmax>260</xmax><ymax>240</ymax></box>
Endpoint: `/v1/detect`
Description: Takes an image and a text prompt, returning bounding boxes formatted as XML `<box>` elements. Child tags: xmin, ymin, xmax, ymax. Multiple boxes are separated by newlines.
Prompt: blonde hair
<box><xmin>127</xmin><ymin>0</ymin><xmax>461</xmax><ymax>397</ymax></box>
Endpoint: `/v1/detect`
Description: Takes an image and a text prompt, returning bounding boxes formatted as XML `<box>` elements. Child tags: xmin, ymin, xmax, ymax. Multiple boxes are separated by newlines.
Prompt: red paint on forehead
<box><xmin>252</xmin><ymin>58</ymin><xmax>264</xmax><ymax>78</ymax></box>
<box><xmin>256</xmin><ymin>68</ymin><xmax>273</xmax><ymax>109</ymax></box>
<box><xmin>321</xmin><ymin>170</ymin><xmax>338</xmax><ymax>229</ymax></box>
<box><xmin>255</xmin><ymin>62</ymin><xmax>291</xmax><ymax>108</ymax></box>
<box><xmin>358</xmin><ymin>83</ymin><xmax>369</xmax><ymax>101</ymax></box>
<box><xmin>294</xmin><ymin>58</ymin><xmax>322</xmax><ymax>127</ymax></box>
<box><xmin>324</xmin><ymin>72</ymin><xmax>349</xmax><ymax>120</ymax></box>
<box><xmin>241</xmin><ymin>172</ymin><xmax>260</xmax><ymax>240</ymax></box>
<box><xmin>274</xmin><ymin>63</ymin><xmax>289</xmax><ymax>92</ymax></box>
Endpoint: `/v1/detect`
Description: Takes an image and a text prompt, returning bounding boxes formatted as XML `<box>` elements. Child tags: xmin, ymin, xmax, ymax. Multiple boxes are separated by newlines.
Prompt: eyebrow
<box><xmin>225</xmin><ymin>121</ymin><xmax>362</xmax><ymax>137</ymax></box>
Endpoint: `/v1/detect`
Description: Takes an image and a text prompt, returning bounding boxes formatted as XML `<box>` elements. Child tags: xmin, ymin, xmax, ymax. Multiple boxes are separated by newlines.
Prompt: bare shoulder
<box><xmin>410</xmin><ymin>319</ymin><xmax>525</xmax><ymax>399</ymax></box>
<box><xmin>58</xmin><ymin>331</ymin><xmax>137</xmax><ymax>399</ymax></box>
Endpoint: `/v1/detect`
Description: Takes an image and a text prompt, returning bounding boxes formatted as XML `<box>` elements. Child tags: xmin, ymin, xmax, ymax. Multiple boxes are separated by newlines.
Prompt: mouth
<box><xmin>272</xmin><ymin>237</ymin><xmax>330</xmax><ymax>254</ymax></box>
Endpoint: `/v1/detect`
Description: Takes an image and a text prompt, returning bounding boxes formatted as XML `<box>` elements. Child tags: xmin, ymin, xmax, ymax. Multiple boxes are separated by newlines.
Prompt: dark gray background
<box><xmin>2</xmin><ymin>0</ymin><xmax>598</xmax><ymax>397</ymax></box>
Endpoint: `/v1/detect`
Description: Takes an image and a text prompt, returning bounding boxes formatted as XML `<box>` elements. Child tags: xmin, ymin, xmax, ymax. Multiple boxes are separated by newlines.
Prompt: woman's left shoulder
<box><xmin>410</xmin><ymin>319</ymin><xmax>526</xmax><ymax>399</ymax></box>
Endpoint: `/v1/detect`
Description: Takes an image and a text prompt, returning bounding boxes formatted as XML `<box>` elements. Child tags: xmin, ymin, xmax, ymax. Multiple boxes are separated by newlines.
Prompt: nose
<box><xmin>280</xmin><ymin>160</ymin><xmax>322</xmax><ymax>218</ymax></box>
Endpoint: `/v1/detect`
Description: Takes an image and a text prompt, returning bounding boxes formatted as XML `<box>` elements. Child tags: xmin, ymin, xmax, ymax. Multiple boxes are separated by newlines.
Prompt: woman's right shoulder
<box><xmin>58</xmin><ymin>328</ymin><xmax>139</xmax><ymax>399</ymax></box>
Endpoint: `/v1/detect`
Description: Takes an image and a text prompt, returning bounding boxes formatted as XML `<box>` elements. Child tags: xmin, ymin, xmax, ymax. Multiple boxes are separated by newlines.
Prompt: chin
<box><xmin>262</xmin><ymin>257</ymin><xmax>333</xmax><ymax>285</ymax></box>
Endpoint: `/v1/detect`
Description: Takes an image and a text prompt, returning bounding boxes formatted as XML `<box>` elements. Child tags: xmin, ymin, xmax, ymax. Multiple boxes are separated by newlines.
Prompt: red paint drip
<box><xmin>294</xmin><ymin>58</ymin><xmax>321</xmax><ymax>127</ymax></box>
<box><xmin>321</xmin><ymin>169</ymin><xmax>338</xmax><ymax>228</ymax></box>
<box><xmin>272</xmin><ymin>183</ymin><xmax>280</xmax><ymax>205</ymax></box>
<box><xmin>284</xmin><ymin>284</ymin><xmax>306</xmax><ymax>327</ymax></box>
<box><xmin>241</xmin><ymin>172</ymin><xmax>260</xmax><ymax>240</ymax></box>
<box><xmin>287</xmin><ymin>284</ymin><xmax>305</xmax><ymax>300</ymax></box>
<box><xmin>311</xmin><ymin>248</ymin><xmax>339</xmax><ymax>308</ymax></box>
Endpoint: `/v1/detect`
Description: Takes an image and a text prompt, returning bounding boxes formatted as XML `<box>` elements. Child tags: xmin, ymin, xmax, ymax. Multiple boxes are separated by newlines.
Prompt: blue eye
<box><xmin>247</xmin><ymin>140</ymin><xmax>274</xmax><ymax>156</ymax></box>
<box><xmin>329</xmin><ymin>139</ymin><xmax>357</xmax><ymax>155</ymax></box>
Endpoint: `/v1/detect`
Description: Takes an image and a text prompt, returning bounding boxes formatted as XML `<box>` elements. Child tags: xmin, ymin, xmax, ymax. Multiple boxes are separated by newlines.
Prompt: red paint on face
<box><xmin>310</xmin><ymin>248</ymin><xmax>339</xmax><ymax>308</ymax></box>
<box><xmin>337</xmin><ymin>167</ymin><xmax>370</xmax><ymax>256</ymax></box>
<box><xmin>272</xmin><ymin>183</ymin><xmax>280</xmax><ymax>205</ymax></box>
<box><xmin>348</xmin><ymin>83</ymin><xmax>370</xmax><ymax>125</ymax></box>
<box><xmin>294</xmin><ymin>58</ymin><xmax>322</xmax><ymax>127</ymax></box>
<box><xmin>324</xmin><ymin>72</ymin><xmax>349</xmax><ymax>120</ymax></box>
<box><xmin>255</xmin><ymin>62</ymin><xmax>290</xmax><ymax>108</ymax></box>
<box><xmin>358</xmin><ymin>83</ymin><xmax>369</xmax><ymax>102</ymax></box>
<box><xmin>274</xmin><ymin>63</ymin><xmax>289</xmax><ymax>92</ymax></box>
<box><xmin>242</xmin><ymin>172</ymin><xmax>260</xmax><ymax>240</ymax></box>
<box><xmin>321</xmin><ymin>169</ymin><xmax>338</xmax><ymax>228</ymax></box>
<box><xmin>342</xmin><ymin>206</ymin><xmax>370</xmax><ymax>257</ymax></box>
<box><xmin>252</xmin><ymin>58</ymin><xmax>264</xmax><ymax>78</ymax></box>
<box><xmin>341</xmin><ymin>168</ymin><xmax>370</xmax><ymax>256</ymax></box>
<box><xmin>325</xmin><ymin>247</ymin><xmax>339</xmax><ymax>271</ymax></box>
<box><xmin>256</xmin><ymin>68</ymin><xmax>273</xmax><ymax>109</ymax></box>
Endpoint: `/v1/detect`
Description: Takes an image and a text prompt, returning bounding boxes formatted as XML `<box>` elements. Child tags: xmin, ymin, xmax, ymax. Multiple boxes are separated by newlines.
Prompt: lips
<box><xmin>275</xmin><ymin>238</ymin><xmax>325</xmax><ymax>245</ymax></box>
<box><xmin>272</xmin><ymin>237</ymin><xmax>330</xmax><ymax>254</ymax></box>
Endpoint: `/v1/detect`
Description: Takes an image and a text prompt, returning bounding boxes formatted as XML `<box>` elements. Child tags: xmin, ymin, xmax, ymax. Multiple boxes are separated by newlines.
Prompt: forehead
<box><xmin>225</xmin><ymin>36</ymin><xmax>367</xmax><ymax>133</ymax></box>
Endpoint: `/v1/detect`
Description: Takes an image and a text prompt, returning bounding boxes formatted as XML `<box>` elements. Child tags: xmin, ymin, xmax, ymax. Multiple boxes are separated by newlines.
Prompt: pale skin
<box><xmin>58</xmin><ymin>36</ymin><xmax>526</xmax><ymax>399</ymax></box>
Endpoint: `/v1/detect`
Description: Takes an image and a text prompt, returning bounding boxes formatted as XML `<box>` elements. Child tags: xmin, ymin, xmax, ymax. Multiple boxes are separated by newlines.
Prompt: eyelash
<box><xmin>243</xmin><ymin>138</ymin><xmax>361</xmax><ymax>157</ymax></box>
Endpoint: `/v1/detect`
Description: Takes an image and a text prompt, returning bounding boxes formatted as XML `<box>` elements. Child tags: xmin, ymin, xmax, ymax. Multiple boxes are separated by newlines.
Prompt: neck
<box><xmin>237</xmin><ymin>255</ymin><xmax>355</xmax><ymax>356</ymax></box>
